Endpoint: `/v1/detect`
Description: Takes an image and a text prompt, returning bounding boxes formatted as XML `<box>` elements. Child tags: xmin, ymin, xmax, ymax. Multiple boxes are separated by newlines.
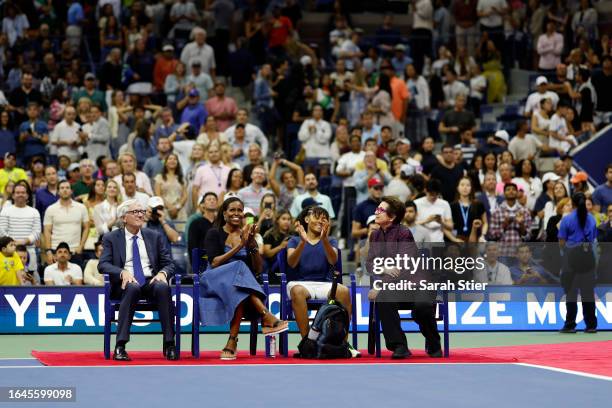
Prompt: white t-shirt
<box><xmin>43</xmin><ymin>200</ymin><xmax>89</xmax><ymax>251</ymax></box>
<box><xmin>335</xmin><ymin>151</ymin><xmax>365</xmax><ymax>178</ymax></box>
<box><xmin>508</xmin><ymin>133</ymin><xmax>543</xmax><ymax>162</ymax></box>
<box><xmin>44</xmin><ymin>262</ymin><xmax>83</xmax><ymax>286</ymax></box>
<box><xmin>549</xmin><ymin>113</ymin><xmax>576</xmax><ymax>154</ymax></box>
<box><xmin>469</xmin><ymin>75</ymin><xmax>487</xmax><ymax>100</ymax></box>
<box><xmin>414</xmin><ymin>196</ymin><xmax>452</xmax><ymax>242</ymax></box>
<box><xmin>524</xmin><ymin>91</ymin><xmax>559</xmax><ymax>116</ymax></box>
<box><xmin>180</xmin><ymin>42</ymin><xmax>216</xmax><ymax>75</ymax></box>
<box><xmin>477</xmin><ymin>0</ymin><xmax>506</xmax><ymax>27</ymax></box>
<box><xmin>51</xmin><ymin>120</ymin><xmax>81</xmax><ymax>161</ymax></box>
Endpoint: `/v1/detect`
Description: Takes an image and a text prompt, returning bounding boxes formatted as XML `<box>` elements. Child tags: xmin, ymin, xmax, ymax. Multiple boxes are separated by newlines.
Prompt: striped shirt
<box><xmin>0</xmin><ymin>205</ymin><xmax>41</xmax><ymax>244</ymax></box>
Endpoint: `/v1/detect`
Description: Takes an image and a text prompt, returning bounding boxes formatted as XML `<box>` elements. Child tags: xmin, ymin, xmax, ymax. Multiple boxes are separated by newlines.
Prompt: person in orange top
<box><xmin>382</xmin><ymin>65</ymin><xmax>410</xmax><ymax>133</ymax></box>
<box><xmin>153</xmin><ymin>44</ymin><xmax>179</xmax><ymax>92</ymax></box>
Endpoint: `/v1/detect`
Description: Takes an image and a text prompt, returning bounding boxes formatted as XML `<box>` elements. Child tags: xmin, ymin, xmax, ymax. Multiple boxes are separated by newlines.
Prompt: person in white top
<box><xmin>83</xmin><ymin>241</ymin><xmax>104</xmax><ymax>286</ymax></box>
<box><xmin>43</xmin><ymin>242</ymin><xmax>84</xmax><ymax>286</ymax></box>
<box><xmin>335</xmin><ymin>134</ymin><xmax>366</xmax><ymax>185</ymax></box>
<box><xmin>93</xmin><ymin>179</ymin><xmax>121</xmax><ymax>235</ymax></box>
<box><xmin>443</xmin><ymin>68</ymin><xmax>469</xmax><ymax>107</ymax></box>
<box><xmin>0</xmin><ymin>182</ymin><xmax>41</xmax><ymax>271</ymax></box>
<box><xmin>508</xmin><ymin>120</ymin><xmax>544</xmax><ymax>162</ymax></box>
<box><xmin>536</xmin><ymin>21</ymin><xmax>564</xmax><ymax>71</ymax></box>
<box><xmin>179</xmin><ymin>27</ymin><xmax>216</xmax><ymax>78</ymax></box>
<box><xmin>524</xmin><ymin>76</ymin><xmax>559</xmax><ymax>117</ymax></box>
<box><xmin>113</xmin><ymin>152</ymin><xmax>153</xmax><ymax>196</ymax></box>
<box><xmin>548</xmin><ymin>103</ymin><xmax>577</xmax><ymax>155</ymax></box>
<box><xmin>414</xmin><ymin>179</ymin><xmax>453</xmax><ymax>243</ymax></box>
<box><xmin>82</xmin><ymin>104</ymin><xmax>111</xmax><ymax>161</ymax></box>
<box><xmin>298</xmin><ymin>105</ymin><xmax>332</xmax><ymax>159</ymax></box>
<box><xmin>223</xmin><ymin>108</ymin><xmax>269</xmax><ymax>157</ymax></box>
<box><xmin>474</xmin><ymin>243</ymin><xmax>513</xmax><ymax>284</ymax></box>
<box><xmin>50</xmin><ymin>106</ymin><xmax>85</xmax><ymax>162</ymax></box>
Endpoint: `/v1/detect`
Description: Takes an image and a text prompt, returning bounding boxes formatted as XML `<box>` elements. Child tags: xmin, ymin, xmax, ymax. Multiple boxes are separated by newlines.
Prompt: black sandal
<box><xmin>220</xmin><ymin>335</ymin><xmax>238</xmax><ymax>360</ymax></box>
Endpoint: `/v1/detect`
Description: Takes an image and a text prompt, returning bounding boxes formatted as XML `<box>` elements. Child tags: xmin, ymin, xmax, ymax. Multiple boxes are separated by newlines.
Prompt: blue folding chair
<box><xmin>276</xmin><ymin>248</ymin><xmax>358</xmax><ymax>357</ymax></box>
<box><xmin>367</xmin><ymin>292</ymin><xmax>450</xmax><ymax>358</ymax></box>
<box><xmin>190</xmin><ymin>248</ymin><xmax>271</xmax><ymax>358</ymax></box>
<box><xmin>103</xmin><ymin>273</ymin><xmax>183</xmax><ymax>360</ymax></box>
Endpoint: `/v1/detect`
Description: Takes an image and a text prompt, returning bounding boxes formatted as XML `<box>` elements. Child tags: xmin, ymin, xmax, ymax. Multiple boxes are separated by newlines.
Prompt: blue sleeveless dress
<box><xmin>198</xmin><ymin>246</ymin><xmax>265</xmax><ymax>326</ymax></box>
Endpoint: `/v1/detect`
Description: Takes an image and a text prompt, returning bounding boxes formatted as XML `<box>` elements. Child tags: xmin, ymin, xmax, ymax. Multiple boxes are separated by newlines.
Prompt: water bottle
<box><xmin>269</xmin><ymin>336</ymin><xmax>276</xmax><ymax>358</ymax></box>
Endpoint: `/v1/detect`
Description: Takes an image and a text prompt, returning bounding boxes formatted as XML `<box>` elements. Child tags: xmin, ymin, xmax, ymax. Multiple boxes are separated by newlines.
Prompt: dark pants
<box><xmin>562</xmin><ymin>258</ymin><xmax>597</xmax><ymax>330</ymax></box>
<box><xmin>115</xmin><ymin>280</ymin><xmax>175</xmax><ymax>346</ymax></box>
<box><xmin>410</xmin><ymin>28</ymin><xmax>433</xmax><ymax>75</ymax></box>
<box><xmin>377</xmin><ymin>301</ymin><xmax>441</xmax><ymax>353</ymax></box>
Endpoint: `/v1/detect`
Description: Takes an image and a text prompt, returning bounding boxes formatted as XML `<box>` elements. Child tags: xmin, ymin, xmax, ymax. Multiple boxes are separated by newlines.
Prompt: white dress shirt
<box><xmin>124</xmin><ymin>229</ymin><xmax>153</xmax><ymax>278</ymax></box>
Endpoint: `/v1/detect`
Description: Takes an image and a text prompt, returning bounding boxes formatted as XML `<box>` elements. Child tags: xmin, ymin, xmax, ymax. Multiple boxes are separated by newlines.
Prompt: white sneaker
<box><xmin>348</xmin><ymin>343</ymin><xmax>361</xmax><ymax>358</ymax></box>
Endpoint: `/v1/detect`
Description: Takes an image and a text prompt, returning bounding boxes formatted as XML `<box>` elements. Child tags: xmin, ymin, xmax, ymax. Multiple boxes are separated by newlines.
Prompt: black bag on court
<box><xmin>297</xmin><ymin>271</ymin><xmax>351</xmax><ymax>359</ymax></box>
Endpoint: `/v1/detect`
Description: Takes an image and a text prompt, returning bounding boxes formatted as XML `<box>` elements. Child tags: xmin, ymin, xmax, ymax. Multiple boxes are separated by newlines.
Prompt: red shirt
<box><xmin>268</xmin><ymin>16</ymin><xmax>293</xmax><ymax>48</ymax></box>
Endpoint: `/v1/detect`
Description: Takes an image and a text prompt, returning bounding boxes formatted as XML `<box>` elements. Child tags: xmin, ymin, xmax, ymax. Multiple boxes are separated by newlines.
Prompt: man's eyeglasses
<box><xmin>126</xmin><ymin>210</ymin><xmax>146</xmax><ymax>216</ymax></box>
<box><xmin>374</xmin><ymin>207</ymin><xmax>387</xmax><ymax>215</ymax></box>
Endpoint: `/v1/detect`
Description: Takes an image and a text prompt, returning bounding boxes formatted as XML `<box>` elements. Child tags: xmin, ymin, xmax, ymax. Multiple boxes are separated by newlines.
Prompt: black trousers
<box><xmin>116</xmin><ymin>280</ymin><xmax>175</xmax><ymax>345</ymax></box>
<box><xmin>377</xmin><ymin>301</ymin><xmax>441</xmax><ymax>353</ymax></box>
<box><xmin>562</xmin><ymin>259</ymin><xmax>597</xmax><ymax>330</ymax></box>
<box><xmin>410</xmin><ymin>28</ymin><xmax>433</xmax><ymax>75</ymax></box>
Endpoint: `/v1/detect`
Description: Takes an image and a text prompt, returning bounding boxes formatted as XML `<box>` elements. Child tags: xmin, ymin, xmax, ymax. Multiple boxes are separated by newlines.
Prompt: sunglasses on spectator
<box><xmin>372</xmin><ymin>185</ymin><xmax>384</xmax><ymax>191</ymax></box>
<box><xmin>126</xmin><ymin>210</ymin><xmax>146</xmax><ymax>216</ymax></box>
<box><xmin>374</xmin><ymin>207</ymin><xmax>388</xmax><ymax>215</ymax></box>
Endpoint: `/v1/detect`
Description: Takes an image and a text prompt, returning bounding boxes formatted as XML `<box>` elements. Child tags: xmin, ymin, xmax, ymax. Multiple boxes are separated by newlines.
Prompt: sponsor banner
<box><xmin>1</xmin><ymin>286</ymin><xmax>610</xmax><ymax>333</ymax></box>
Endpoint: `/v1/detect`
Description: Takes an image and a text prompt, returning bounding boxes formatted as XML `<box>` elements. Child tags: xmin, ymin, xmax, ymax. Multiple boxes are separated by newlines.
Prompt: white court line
<box><xmin>0</xmin><ymin>362</ymin><xmax>511</xmax><ymax>369</ymax></box>
<box><xmin>515</xmin><ymin>363</ymin><xmax>612</xmax><ymax>382</ymax></box>
<box><xmin>0</xmin><ymin>358</ymin><xmax>35</xmax><ymax>360</ymax></box>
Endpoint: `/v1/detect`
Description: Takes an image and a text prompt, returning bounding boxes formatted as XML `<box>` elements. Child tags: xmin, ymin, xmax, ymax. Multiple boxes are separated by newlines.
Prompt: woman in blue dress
<box><xmin>201</xmin><ymin>197</ymin><xmax>288</xmax><ymax>359</ymax></box>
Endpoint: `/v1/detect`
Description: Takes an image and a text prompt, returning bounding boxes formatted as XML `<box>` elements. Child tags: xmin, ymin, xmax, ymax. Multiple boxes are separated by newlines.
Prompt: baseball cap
<box><xmin>494</xmin><ymin>130</ymin><xmax>510</xmax><ymax>144</ymax></box>
<box><xmin>299</xmin><ymin>55</ymin><xmax>312</xmax><ymax>66</ymax></box>
<box><xmin>188</xmin><ymin>88</ymin><xmax>200</xmax><ymax>97</ymax></box>
<box><xmin>394</xmin><ymin>44</ymin><xmax>406</xmax><ymax>52</ymax></box>
<box><xmin>396</xmin><ymin>138</ymin><xmax>411</xmax><ymax>146</ymax></box>
<box><xmin>4</xmin><ymin>152</ymin><xmax>16</xmax><ymax>160</ymax></box>
<box><xmin>68</xmin><ymin>163</ymin><xmax>80</xmax><ymax>172</ymax></box>
<box><xmin>535</xmin><ymin>76</ymin><xmax>548</xmax><ymax>86</ymax></box>
<box><xmin>570</xmin><ymin>171</ymin><xmax>588</xmax><ymax>184</ymax></box>
<box><xmin>55</xmin><ymin>242</ymin><xmax>71</xmax><ymax>253</ymax></box>
<box><xmin>148</xmin><ymin>196</ymin><xmax>165</xmax><ymax>208</ymax></box>
<box><xmin>542</xmin><ymin>172</ymin><xmax>560</xmax><ymax>184</ymax></box>
<box><xmin>244</xmin><ymin>207</ymin><xmax>256</xmax><ymax>216</ymax></box>
<box><xmin>162</xmin><ymin>44</ymin><xmax>174</xmax><ymax>52</ymax></box>
<box><xmin>301</xmin><ymin>197</ymin><xmax>321</xmax><ymax>209</ymax></box>
<box><xmin>368</xmin><ymin>177</ymin><xmax>384</xmax><ymax>188</ymax></box>
<box><xmin>84</xmin><ymin>72</ymin><xmax>96</xmax><ymax>80</ymax></box>
<box><xmin>400</xmin><ymin>163</ymin><xmax>416</xmax><ymax>177</ymax></box>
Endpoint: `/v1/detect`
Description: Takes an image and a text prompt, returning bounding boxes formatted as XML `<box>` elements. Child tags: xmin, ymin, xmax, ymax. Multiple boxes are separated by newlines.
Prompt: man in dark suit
<box><xmin>98</xmin><ymin>199</ymin><xmax>178</xmax><ymax>361</ymax></box>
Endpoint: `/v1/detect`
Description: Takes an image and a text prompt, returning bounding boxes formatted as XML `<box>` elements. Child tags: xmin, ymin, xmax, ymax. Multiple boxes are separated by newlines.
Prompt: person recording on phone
<box><xmin>145</xmin><ymin>196</ymin><xmax>180</xmax><ymax>253</ymax></box>
<box><xmin>413</xmin><ymin>179</ymin><xmax>453</xmax><ymax>243</ymax></box>
<box><xmin>488</xmin><ymin>182</ymin><xmax>532</xmax><ymax>257</ymax></box>
<box><xmin>257</xmin><ymin>193</ymin><xmax>277</xmax><ymax>237</ymax></box>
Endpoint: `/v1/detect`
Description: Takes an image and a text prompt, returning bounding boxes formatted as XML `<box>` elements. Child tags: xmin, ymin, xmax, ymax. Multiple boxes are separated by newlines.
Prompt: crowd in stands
<box><xmin>1</xmin><ymin>0</ymin><xmax>612</xmax><ymax>288</ymax></box>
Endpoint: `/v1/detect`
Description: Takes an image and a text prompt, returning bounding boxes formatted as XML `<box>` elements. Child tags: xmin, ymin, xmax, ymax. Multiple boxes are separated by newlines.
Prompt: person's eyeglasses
<box><xmin>126</xmin><ymin>210</ymin><xmax>146</xmax><ymax>216</ymax></box>
<box><xmin>374</xmin><ymin>207</ymin><xmax>387</xmax><ymax>215</ymax></box>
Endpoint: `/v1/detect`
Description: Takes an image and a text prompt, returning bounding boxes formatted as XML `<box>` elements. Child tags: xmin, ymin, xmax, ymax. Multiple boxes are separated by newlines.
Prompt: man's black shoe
<box><xmin>559</xmin><ymin>326</ymin><xmax>577</xmax><ymax>333</ymax></box>
<box><xmin>113</xmin><ymin>346</ymin><xmax>131</xmax><ymax>361</ymax></box>
<box><xmin>165</xmin><ymin>345</ymin><xmax>179</xmax><ymax>360</ymax></box>
<box><xmin>391</xmin><ymin>345</ymin><xmax>412</xmax><ymax>359</ymax></box>
<box><xmin>584</xmin><ymin>328</ymin><xmax>597</xmax><ymax>334</ymax></box>
<box><xmin>427</xmin><ymin>349</ymin><xmax>443</xmax><ymax>358</ymax></box>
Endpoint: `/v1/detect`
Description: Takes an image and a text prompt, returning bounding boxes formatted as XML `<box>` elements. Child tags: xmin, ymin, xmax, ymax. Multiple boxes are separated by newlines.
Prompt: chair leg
<box><xmin>443</xmin><ymin>297</ymin><xmax>450</xmax><ymax>358</ymax></box>
<box><xmin>103</xmin><ymin>315</ymin><xmax>111</xmax><ymax>360</ymax></box>
<box><xmin>350</xmin><ymin>276</ymin><xmax>358</xmax><ymax>349</ymax></box>
<box><xmin>367</xmin><ymin>302</ymin><xmax>375</xmax><ymax>355</ymax></box>
<box><xmin>374</xmin><ymin>304</ymin><xmax>381</xmax><ymax>358</ymax></box>
<box><xmin>249</xmin><ymin>320</ymin><xmax>257</xmax><ymax>356</ymax></box>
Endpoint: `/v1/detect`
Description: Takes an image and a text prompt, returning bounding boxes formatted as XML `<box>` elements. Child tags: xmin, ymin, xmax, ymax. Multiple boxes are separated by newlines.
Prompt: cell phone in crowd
<box><xmin>264</xmin><ymin>202</ymin><xmax>272</xmax><ymax>210</ymax></box>
<box><xmin>245</xmin><ymin>217</ymin><xmax>255</xmax><ymax>225</ymax></box>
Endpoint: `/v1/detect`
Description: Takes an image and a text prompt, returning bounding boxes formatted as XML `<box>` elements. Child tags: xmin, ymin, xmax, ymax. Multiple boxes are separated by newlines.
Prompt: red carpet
<box><xmin>31</xmin><ymin>349</ymin><xmax>512</xmax><ymax>367</ymax></box>
<box><xmin>31</xmin><ymin>341</ymin><xmax>612</xmax><ymax>378</ymax></box>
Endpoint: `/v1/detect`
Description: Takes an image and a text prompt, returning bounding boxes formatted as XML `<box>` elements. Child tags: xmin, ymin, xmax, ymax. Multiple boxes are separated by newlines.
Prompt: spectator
<box><xmin>330</xmin><ymin>125</ymin><xmax>350</xmax><ymax>162</ymax></box>
<box><xmin>368</xmin><ymin>73</ymin><xmax>395</xmax><ymax>131</ymax></box>
<box><xmin>186</xmin><ymin>60</ymin><xmax>214</xmax><ymax>99</ymax></box>
<box><xmin>43</xmin><ymin>180</ymin><xmax>89</xmax><ymax>266</ymax></box>
<box><xmin>145</xmin><ymin>196</ymin><xmax>180</xmax><ymax>252</ymax></box>
<box><xmin>475</xmin><ymin>242</ymin><xmax>513</xmax><ymax>284</ymax></box>
<box><xmin>268</xmin><ymin>157</ymin><xmax>304</xmax><ymax>211</ymax></box>
<box><xmin>508</xmin><ymin>120</ymin><xmax>544</xmax><ymax>162</ymax></box>
<box><xmin>443</xmin><ymin>68</ymin><xmax>469</xmax><ymax>108</ymax></box>
<box><xmin>220</xmin><ymin>168</ymin><xmax>243</xmax><ymax>202</ymax></box>
<box><xmin>50</xmin><ymin>106</ymin><xmax>84</xmax><ymax>162</ymax></box>
<box><xmin>592</xmin><ymin>56</ymin><xmax>612</xmax><ymax>115</ymax></box>
<box><xmin>154</xmin><ymin>153</ymin><xmax>188</xmax><ymax>227</ymax></box>
<box><xmin>0</xmin><ymin>182</ymin><xmax>41</xmax><ymax>273</ymax></box>
<box><xmin>450</xmin><ymin>177</ymin><xmax>487</xmax><ymax>242</ymax></box>
<box><xmin>0</xmin><ymin>152</ymin><xmax>28</xmax><ymax>194</ymax></box>
<box><xmin>468</xmin><ymin>64</ymin><xmax>486</xmax><ymax>116</ymax></box>
<box><xmin>411</xmin><ymin>0</ymin><xmax>434</xmax><ymax>74</ymax></box>
<box><xmin>164</xmin><ymin>62</ymin><xmax>189</xmax><ymax>104</ymax></box>
<box><xmin>143</xmin><ymin>137</ymin><xmax>172</xmax><ymax>180</ymax></box>
<box><xmin>453</xmin><ymin>0</ymin><xmax>479</xmax><ymax>55</ymax></box>
<box><xmin>9</xmin><ymin>72</ymin><xmax>43</xmax><ymax>124</ymax></box>
<box><xmin>354</xmin><ymin>151</ymin><xmax>392</xmax><ymax>203</ymax></box>
<box><xmin>488</xmin><ymin>183</ymin><xmax>532</xmax><ymax>256</ymax></box>
<box><xmin>44</xmin><ymin>242</ymin><xmax>83</xmax><ymax>286</ymax></box>
<box><xmin>289</xmin><ymin>173</ymin><xmax>335</xmax><ymax>219</ymax></box>
<box><xmin>192</xmin><ymin>142</ymin><xmax>230</xmax><ymax>206</ymax></box>
<box><xmin>93</xmin><ymin>179</ymin><xmax>121</xmax><ymax>235</ymax></box>
<box><xmin>178</xmin><ymin>88</ymin><xmax>208</xmax><ymax>135</ymax></box>
<box><xmin>512</xmin><ymin>159</ymin><xmax>543</xmax><ymax>212</ymax></box>
<box><xmin>205</xmin><ymin>82</ymin><xmax>237</xmax><ymax>132</ymax></box>
<box><xmin>99</xmin><ymin>48</ymin><xmax>123</xmax><ymax>91</ymax></box>
<box><xmin>298</xmin><ymin>105</ymin><xmax>332</xmax><ymax>160</ymax></box>
<box><xmin>382</xmin><ymin>65</ymin><xmax>410</xmax><ymax>135</ymax></box>
<box><xmin>549</xmin><ymin>102</ymin><xmax>577</xmax><ymax>155</ymax></box>
<box><xmin>114</xmin><ymin>153</ymin><xmax>154</xmax><ymax>197</ymax></box>
<box><xmin>0</xmin><ymin>236</ymin><xmax>25</xmax><ymax>286</ymax></box>
<box><xmin>119</xmin><ymin>173</ymin><xmax>149</xmax><ymax>209</ymax></box>
<box><xmin>180</xmin><ymin>27</ymin><xmax>216</xmax><ymax>78</ymax></box>
<box><xmin>414</xmin><ymin>179</ymin><xmax>453</xmax><ymax>242</ymax></box>
<box><xmin>592</xmin><ymin>164</ymin><xmax>612</xmax><ymax>213</ymax></box>
<box><xmin>154</xmin><ymin>108</ymin><xmax>180</xmax><ymax>143</ymax></box>
<box><xmin>18</xmin><ymin>102</ymin><xmax>48</xmax><ymax>164</ymax></box>
<box><xmin>187</xmin><ymin>192</ymin><xmax>218</xmax><ymax>263</ymax></box>
<box><xmin>72</xmin><ymin>159</ymin><xmax>96</xmax><ymax>197</ymax></box>
<box><xmin>335</xmin><ymin>134</ymin><xmax>365</xmax><ymax>183</ymax></box>
<box><xmin>455</xmin><ymin>128</ymin><xmax>478</xmax><ymax>165</ymax></box>
<box><xmin>573</xmin><ymin>67</ymin><xmax>596</xmax><ymax>132</ymax></box>
<box><xmin>352</xmin><ymin>177</ymin><xmax>383</xmax><ymax>248</ymax></box>
<box><xmin>153</xmin><ymin>44</ymin><xmax>179</xmax><ymax>92</ymax></box>
<box><xmin>438</xmin><ymin>94</ymin><xmax>475</xmax><ymax>145</ymax></box>
<box><xmin>72</xmin><ymin>72</ymin><xmax>107</xmax><ymax>112</ymax></box>
<box><xmin>83</xmin><ymin>105</ymin><xmax>111</xmax><ymax>161</ymax></box>
<box><xmin>253</xmin><ymin>63</ymin><xmax>278</xmax><ymax>138</ymax></box>
<box><xmin>402</xmin><ymin>200</ymin><xmax>431</xmax><ymax>244</ymax></box>
<box><xmin>495</xmin><ymin>162</ymin><xmax>515</xmax><ymax>195</ymax></box>
<box><xmin>477</xmin><ymin>0</ymin><xmax>507</xmax><ymax>52</ymax></box>
<box><xmin>262</xmin><ymin>209</ymin><xmax>293</xmax><ymax>282</ymax></box>
<box><xmin>35</xmin><ymin>166</ymin><xmax>59</xmax><ymax>221</ymax></box>
<box><xmin>537</xmin><ymin>21</ymin><xmax>564</xmax><ymax>73</ymax></box>
<box><xmin>511</xmin><ymin>244</ymin><xmax>557</xmax><ymax>284</ymax></box>
<box><xmin>525</xmin><ymin>76</ymin><xmax>559</xmax><ymax>118</ymax></box>
<box><xmin>287</xmin><ymin>206</ymin><xmax>352</xmax><ymax>344</ymax></box>
<box><xmin>430</xmin><ymin>144</ymin><xmax>465</xmax><ymax>203</ymax></box>
<box><xmin>386</xmin><ymin>160</ymin><xmax>413</xmax><ymax>203</ymax></box>
<box><xmin>224</xmin><ymin>109</ymin><xmax>269</xmax><ymax>157</ymax></box>
<box><xmin>83</xmin><ymin>241</ymin><xmax>104</xmax><ymax>286</ymax></box>
<box><xmin>237</xmin><ymin>166</ymin><xmax>272</xmax><ymax>217</ymax></box>
<box><xmin>0</xmin><ymin>112</ymin><xmax>16</xmax><ymax>162</ymax></box>
<box><xmin>405</xmin><ymin>64</ymin><xmax>430</xmax><ymax>143</ymax></box>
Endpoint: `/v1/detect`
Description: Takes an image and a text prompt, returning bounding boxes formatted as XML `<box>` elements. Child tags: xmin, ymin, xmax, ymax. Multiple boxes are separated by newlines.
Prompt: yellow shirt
<box><xmin>354</xmin><ymin>158</ymin><xmax>389</xmax><ymax>173</ymax></box>
<box><xmin>0</xmin><ymin>252</ymin><xmax>23</xmax><ymax>286</ymax></box>
<box><xmin>0</xmin><ymin>167</ymin><xmax>28</xmax><ymax>194</ymax></box>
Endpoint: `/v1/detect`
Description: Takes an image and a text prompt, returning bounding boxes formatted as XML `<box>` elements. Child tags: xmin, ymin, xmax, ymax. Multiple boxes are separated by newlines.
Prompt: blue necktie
<box><xmin>131</xmin><ymin>235</ymin><xmax>146</xmax><ymax>285</ymax></box>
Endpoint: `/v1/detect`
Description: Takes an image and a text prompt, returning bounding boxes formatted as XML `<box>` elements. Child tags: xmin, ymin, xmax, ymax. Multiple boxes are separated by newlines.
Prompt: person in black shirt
<box><xmin>262</xmin><ymin>209</ymin><xmax>294</xmax><ymax>284</ymax></box>
<box><xmin>188</xmin><ymin>192</ymin><xmax>218</xmax><ymax>263</ymax></box>
<box><xmin>438</xmin><ymin>94</ymin><xmax>475</xmax><ymax>145</ymax></box>
<box><xmin>9</xmin><ymin>72</ymin><xmax>43</xmax><ymax>124</ymax></box>
<box><xmin>592</xmin><ymin>56</ymin><xmax>612</xmax><ymax>113</ymax></box>
<box><xmin>419</xmin><ymin>137</ymin><xmax>439</xmax><ymax>176</ymax></box>
<box><xmin>430</xmin><ymin>144</ymin><xmax>465</xmax><ymax>203</ymax></box>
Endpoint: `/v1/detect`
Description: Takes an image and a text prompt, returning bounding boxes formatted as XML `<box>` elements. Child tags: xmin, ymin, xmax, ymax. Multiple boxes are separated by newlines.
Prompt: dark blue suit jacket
<box><xmin>98</xmin><ymin>227</ymin><xmax>175</xmax><ymax>292</ymax></box>
<box><xmin>476</xmin><ymin>191</ymin><xmax>504</xmax><ymax>221</ymax></box>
